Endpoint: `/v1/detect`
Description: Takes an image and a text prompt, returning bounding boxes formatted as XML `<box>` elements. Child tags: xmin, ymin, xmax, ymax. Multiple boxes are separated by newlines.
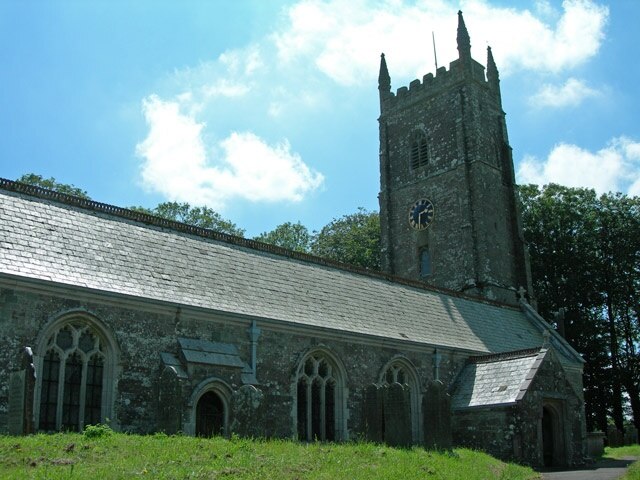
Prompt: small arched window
<box><xmin>410</xmin><ymin>133</ymin><xmax>429</xmax><ymax>170</ymax></box>
<box><xmin>420</xmin><ymin>248</ymin><xmax>432</xmax><ymax>278</ymax></box>
<box><xmin>36</xmin><ymin>316</ymin><xmax>116</xmax><ymax>432</ymax></box>
<box><xmin>296</xmin><ymin>351</ymin><xmax>345</xmax><ymax>442</ymax></box>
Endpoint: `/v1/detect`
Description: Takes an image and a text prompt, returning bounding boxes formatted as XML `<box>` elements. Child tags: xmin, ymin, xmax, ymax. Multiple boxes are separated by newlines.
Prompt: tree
<box><xmin>17</xmin><ymin>173</ymin><xmax>245</xmax><ymax>237</ymax></box>
<box><xmin>16</xmin><ymin>174</ymin><xmax>90</xmax><ymax>199</ymax></box>
<box><xmin>254</xmin><ymin>222</ymin><xmax>311</xmax><ymax>252</ymax></box>
<box><xmin>520</xmin><ymin>184</ymin><xmax>640</xmax><ymax>434</ymax></box>
<box><xmin>520</xmin><ymin>184</ymin><xmax>610</xmax><ymax>431</ymax></box>
<box><xmin>596</xmin><ymin>193</ymin><xmax>640</xmax><ymax>433</ymax></box>
<box><xmin>310</xmin><ymin>208</ymin><xmax>381</xmax><ymax>270</ymax></box>
<box><xmin>130</xmin><ymin>202</ymin><xmax>245</xmax><ymax>237</ymax></box>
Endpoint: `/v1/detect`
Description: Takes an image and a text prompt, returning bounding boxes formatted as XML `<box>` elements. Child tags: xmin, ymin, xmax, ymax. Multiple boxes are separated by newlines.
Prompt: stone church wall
<box><xmin>0</xmin><ymin>283</ymin><xmax>465</xmax><ymax>438</ymax></box>
<box><xmin>452</xmin><ymin>406</ymin><xmax>519</xmax><ymax>461</ymax></box>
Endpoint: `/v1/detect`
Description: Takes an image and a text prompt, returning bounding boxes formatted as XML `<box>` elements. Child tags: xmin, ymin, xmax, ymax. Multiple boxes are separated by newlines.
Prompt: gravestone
<box><xmin>423</xmin><ymin>380</ymin><xmax>452</xmax><ymax>449</ymax></box>
<box><xmin>230</xmin><ymin>385</ymin><xmax>265</xmax><ymax>437</ymax></box>
<box><xmin>586</xmin><ymin>432</ymin><xmax>605</xmax><ymax>457</ymax></box>
<box><xmin>624</xmin><ymin>427</ymin><xmax>638</xmax><ymax>446</ymax></box>
<box><xmin>8</xmin><ymin>370</ymin><xmax>25</xmax><ymax>435</ymax></box>
<box><xmin>157</xmin><ymin>366</ymin><xmax>183</xmax><ymax>434</ymax></box>
<box><xmin>364</xmin><ymin>384</ymin><xmax>383</xmax><ymax>442</ymax></box>
<box><xmin>383</xmin><ymin>382</ymin><xmax>411</xmax><ymax>447</ymax></box>
<box><xmin>607</xmin><ymin>427</ymin><xmax>624</xmax><ymax>447</ymax></box>
<box><xmin>8</xmin><ymin>347</ymin><xmax>36</xmax><ymax>435</ymax></box>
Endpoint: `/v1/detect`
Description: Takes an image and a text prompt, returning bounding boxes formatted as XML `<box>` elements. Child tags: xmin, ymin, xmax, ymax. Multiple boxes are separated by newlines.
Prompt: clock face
<box><xmin>409</xmin><ymin>199</ymin><xmax>434</xmax><ymax>230</ymax></box>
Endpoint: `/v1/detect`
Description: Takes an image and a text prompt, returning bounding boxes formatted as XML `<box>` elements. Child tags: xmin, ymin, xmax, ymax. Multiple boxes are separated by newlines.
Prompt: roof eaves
<box><xmin>452</xmin><ymin>401</ymin><xmax>518</xmax><ymax>412</ymax></box>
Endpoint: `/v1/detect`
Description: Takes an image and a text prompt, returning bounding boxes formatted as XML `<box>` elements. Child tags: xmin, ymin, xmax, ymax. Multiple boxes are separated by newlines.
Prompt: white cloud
<box><xmin>529</xmin><ymin>77</ymin><xmax>600</xmax><ymax>108</ymax></box>
<box><xmin>273</xmin><ymin>0</ymin><xmax>608</xmax><ymax>85</ymax></box>
<box><xmin>169</xmin><ymin>44</ymin><xmax>264</xmax><ymax>104</ymax></box>
<box><xmin>136</xmin><ymin>95</ymin><xmax>324</xmax><ymax>209</ymax></box>
<box><xmin>135</xmin><ymin>0</ymin><xmax>611</xmax><ymax>209</ymax></box>
<box><xmin>203</xmin><ymin>79</ymin><xmax>250</xmax><ymax>99</ymax></box>
<box><xmin>517</xmin><ymin>137</ymin><xmax>640</xmax><ymax>195</ymax></box>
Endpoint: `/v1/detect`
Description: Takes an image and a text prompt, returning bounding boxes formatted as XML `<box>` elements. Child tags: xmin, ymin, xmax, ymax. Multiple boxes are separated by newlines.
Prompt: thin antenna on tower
<box><xmin>432</xmin><ymin>31</ymin><xmax>438</xmax><ymax>70</ymax></box>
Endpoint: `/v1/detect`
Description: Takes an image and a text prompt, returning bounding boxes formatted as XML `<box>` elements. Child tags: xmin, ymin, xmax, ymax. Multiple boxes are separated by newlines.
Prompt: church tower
<box><xmin>378</xmin><ymin>11</ymin><xmax>532</xmax><ymax>305</ymax></box>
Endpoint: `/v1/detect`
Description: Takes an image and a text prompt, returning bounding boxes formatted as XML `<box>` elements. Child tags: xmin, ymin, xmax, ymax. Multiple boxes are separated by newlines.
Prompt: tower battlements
<box><xmin>378</xmin><ymin>11</ymin><xmax>501</xmax><ymax>114</ymax></box>
<box><xmin>381</xmin><ymin>58</ymin><xmax>489</xmax><ymax>111</ymax></box>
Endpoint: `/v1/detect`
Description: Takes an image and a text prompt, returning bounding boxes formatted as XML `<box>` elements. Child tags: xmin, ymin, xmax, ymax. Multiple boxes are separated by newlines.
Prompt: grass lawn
<box><xmin>0</xmin><ymin>430</ymin><xmax>541</xmax><ymax>480</ymax></box>
<box><xmin>604</xmin><ymin>445</ymin><xmax>640</xmax><ymax>480</ymax></box>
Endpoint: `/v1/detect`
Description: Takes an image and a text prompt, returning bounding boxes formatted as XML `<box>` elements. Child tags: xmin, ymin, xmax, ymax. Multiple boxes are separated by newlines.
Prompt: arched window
<box><xmin>410</xmin><ymin>133</ymin><xmax>429</xmax><ymax>170</ymax></box>
<box><xmin>37</xmin><ymin>318</ymin><xmax>113</xmax><ymax>432</ymax></box>
<box><xmin>379</xmin><ymin>358</ymin><xmax>422</xmax><ymax>443</ymax></box>
<box><xmin>295</xmin><ymin>350</ymin><xmax>345</xmax><ymax>442</ymax></box>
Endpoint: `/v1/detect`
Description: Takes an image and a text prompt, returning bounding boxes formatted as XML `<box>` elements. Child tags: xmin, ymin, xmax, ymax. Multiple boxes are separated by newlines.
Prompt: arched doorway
<box><xmin>541</xmin><ymin>403</ymin><xmax>566</xmax><ymax>467</ymax></box>
<box><xmin>195</xmin><ymin>391</ymin><xmax>224</xmax><ymax>437</ymax></box>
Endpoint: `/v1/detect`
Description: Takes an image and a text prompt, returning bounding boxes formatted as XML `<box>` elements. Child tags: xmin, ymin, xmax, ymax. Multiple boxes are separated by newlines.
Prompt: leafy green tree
<box><xmin>254</xmin><ymin>221</ymin><xmax>311</xmax><ymax>252</ymax></box>
<box><xmin>130</xmin><ymin>202</ymin><xmax>245</xmax><ymax>237</ymax></box>
<box><xmin>520</xmin><ymin>184</ymin><xmax>610</xmax><ymax>431</ymax></box>
<box><xmin>520</xmin><ymin>184</ymin><xmax>640</xmax><ymax>434</ymax></box>
<box><xmin>310</xmin><ymin>208</ymin><xmax>381</xmax><ymax>270</ymax></box>
<box><xmin>16</xmin><ymin>173</ymin><xmax>90</xmax><ymax>199</ymax></box>
<box><xmin>596</xmin><ymin>192</ymin><xmax>640</xmax><ymax>432</ymax></box>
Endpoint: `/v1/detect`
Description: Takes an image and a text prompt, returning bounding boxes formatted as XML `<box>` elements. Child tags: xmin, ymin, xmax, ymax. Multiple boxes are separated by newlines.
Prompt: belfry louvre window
<box><xmin>410</xmin><ymin>134</ymin><xmax>429</xmax><ymax>170</ymax></box>
<box><xmin>38</xmin><ymin>322</ymin><xmax>106</xmax><ymax>431</ymax></box>
<box><xmin>296</xmin><ymin>353</ymin><xmax>340</xmax><ymax>441</ymax></box>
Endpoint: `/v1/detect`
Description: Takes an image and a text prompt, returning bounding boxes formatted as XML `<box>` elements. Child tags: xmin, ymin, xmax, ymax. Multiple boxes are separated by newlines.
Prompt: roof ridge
<box><xmin>469</xmin><ymin>347</ymin><xmax>542</xmax><ymax>364</ymax></box>
<box><xmin>0</xmin><ymin>177</ymin><xmax>518</xmax><ymax>310</ymax></box>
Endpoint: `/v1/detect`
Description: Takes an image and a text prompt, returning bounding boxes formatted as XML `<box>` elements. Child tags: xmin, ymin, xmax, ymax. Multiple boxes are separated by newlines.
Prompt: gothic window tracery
<box><xmin>296</xmin><ymin>352</ymin><xmax>342</xmax><ymax>441</ymax></box>
<box><xmin>382</xmin><ymin>363</ymin><xmax>408</xmax><ymax>386</ymax></box>
<box><xmin>37</xmin><ymin>320</ymin><xmax>108</xmax><ymax>432</ymax></box>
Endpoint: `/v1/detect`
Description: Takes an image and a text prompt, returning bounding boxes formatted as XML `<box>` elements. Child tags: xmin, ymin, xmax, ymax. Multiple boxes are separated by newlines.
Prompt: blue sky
<box><xmin>1</xmin><ymin>0</ymin><xmax>639</xmax><ymax>237</ymax></box>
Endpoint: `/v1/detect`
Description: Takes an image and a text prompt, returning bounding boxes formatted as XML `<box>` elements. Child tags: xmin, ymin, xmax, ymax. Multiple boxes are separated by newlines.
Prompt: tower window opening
<box><xmin>420</xmin><ymin>248</ymin><xmax>432</xmax><ymax>278</ymax></box>
<box><xmin>411</xmin><ymin>135</ymin><xmax>429</xmax><ymax>170</ymax></box>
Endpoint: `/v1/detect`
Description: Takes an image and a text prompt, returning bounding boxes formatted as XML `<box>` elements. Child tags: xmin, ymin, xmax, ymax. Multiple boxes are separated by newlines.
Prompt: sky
<box><xmin>1</xmin><ymin>0</ymin><xmax>639</xmax><ymax>238</ymax></box>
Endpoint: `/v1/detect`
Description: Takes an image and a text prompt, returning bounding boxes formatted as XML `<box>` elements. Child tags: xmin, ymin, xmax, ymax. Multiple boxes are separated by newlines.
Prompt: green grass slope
<box><xmin>0</xmin><ymin>431</ymin><xmax>540</xmax><ymax>480</ymax></box>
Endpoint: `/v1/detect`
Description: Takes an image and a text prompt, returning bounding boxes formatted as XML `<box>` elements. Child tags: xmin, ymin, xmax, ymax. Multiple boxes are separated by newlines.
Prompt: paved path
<box><xmin>540</xmin><ymin>457</ymin><xmax>637</xmax><ymax>480</ymax></box>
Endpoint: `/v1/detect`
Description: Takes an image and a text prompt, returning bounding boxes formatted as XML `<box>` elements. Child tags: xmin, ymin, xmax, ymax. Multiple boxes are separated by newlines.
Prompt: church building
<box><xmin>0</xmin><ymin>12</ymin><xmax>586</xmax><ymax>467</ymax></box>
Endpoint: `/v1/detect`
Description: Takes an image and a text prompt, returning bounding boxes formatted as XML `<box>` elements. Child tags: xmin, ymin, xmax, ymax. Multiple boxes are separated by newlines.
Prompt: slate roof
<box><xmin>0</xmin><ymin>180</ymin><xmax>551</xmax><ymax>354</ymax></box>
<box><xmin>451</xmin><ymin>349</ymin><xmax>546</xmax><ymax>410</ymax></box>
<box><xmin>177</xmin><ymin>338</ymin><xmax>247</xmax><ymax>369</ymax></box>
